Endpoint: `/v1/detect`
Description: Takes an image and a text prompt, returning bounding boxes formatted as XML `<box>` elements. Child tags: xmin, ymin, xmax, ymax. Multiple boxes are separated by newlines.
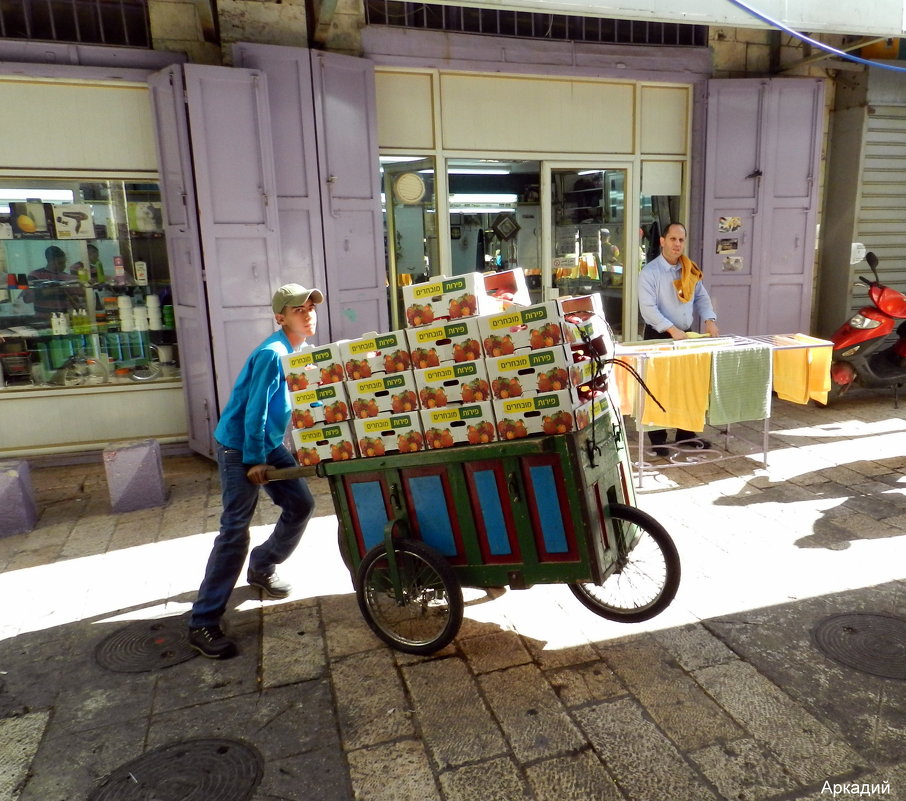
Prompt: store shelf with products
<box><xmin>0</xmin><ymin>178</ymin><xmax>178</xmax><ymax>391</ymax></box>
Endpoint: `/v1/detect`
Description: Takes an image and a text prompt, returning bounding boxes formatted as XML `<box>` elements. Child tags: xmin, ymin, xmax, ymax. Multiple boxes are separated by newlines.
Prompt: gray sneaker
<box><xmin>188</xmin><ymin>625</ymin><xmax>238</xmax><ymax>659</ymax></box>
<box><xmin>247</xmin><ymin>568</ymin><xmax>291</xmax><ymax>599</ymax></box>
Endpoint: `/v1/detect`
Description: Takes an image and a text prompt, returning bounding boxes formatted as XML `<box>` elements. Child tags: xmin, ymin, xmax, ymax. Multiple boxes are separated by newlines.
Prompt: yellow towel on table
<box><xmin>772</xmin><ymin>339</ymin><xmax>832</xmax><ymax>404</ymax></box>
<box><xmin>640</xmin><ymin>350</ymin><xmax>712</xmax><ymax>431</ymax></box>
<box><xmin>612</xmin><ymin>355</ymin><xmax>639</xmax><ymax>417</ymax></box>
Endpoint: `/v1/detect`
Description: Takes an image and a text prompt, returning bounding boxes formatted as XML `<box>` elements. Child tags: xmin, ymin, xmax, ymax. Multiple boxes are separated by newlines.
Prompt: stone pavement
<box><xmin>2</xmin><ymin>392</ymin><xmax>906</xmax><ymax>801</ymax></box>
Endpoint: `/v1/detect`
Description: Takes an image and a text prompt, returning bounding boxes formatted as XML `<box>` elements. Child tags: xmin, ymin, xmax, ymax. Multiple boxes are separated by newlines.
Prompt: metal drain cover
<box><xmin>813</xmin><ymin>613</ymin><xmax>906</xmax><ymax>680</ymax></box>
<box><xmin>89</xmin><ymin>738</ymin><xmax>263</xmax><ymax>801</ymax></box>
<box><xmin>95</xmin><ymin>617</ymin><xmax>196</xmax><ymax>673</ymax></box>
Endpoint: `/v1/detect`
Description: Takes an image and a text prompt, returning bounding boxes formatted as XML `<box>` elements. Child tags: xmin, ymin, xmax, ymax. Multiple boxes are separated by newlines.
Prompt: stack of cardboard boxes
<box><xmin>283</xmin><ymin>269</ymin><xmax>613</xmax><ymax>464</ymax></box>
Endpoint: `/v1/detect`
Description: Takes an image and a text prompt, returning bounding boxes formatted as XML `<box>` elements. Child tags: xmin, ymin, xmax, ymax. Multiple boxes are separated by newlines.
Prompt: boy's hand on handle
<box><xmin>247</xmin><ymin>464</ymin><xmax>270</xmax><ymax>485</ymax></box>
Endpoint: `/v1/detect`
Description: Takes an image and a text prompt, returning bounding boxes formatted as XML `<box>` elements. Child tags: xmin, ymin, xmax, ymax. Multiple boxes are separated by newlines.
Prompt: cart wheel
<box><xmin>356</xmin><ymin>538</ymin><xmax>464</xmax><ymax>655</ymax></box>
<box><xmin>569</xmin><ymin>503</ymin><xmax>680</xmax><ymax>623</ymax></box>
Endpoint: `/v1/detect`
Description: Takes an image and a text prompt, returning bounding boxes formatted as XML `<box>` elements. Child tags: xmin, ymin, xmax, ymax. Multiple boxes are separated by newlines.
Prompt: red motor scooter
<box><xmin>829</xmin><ymin>251</ymin><xmax>906</xmax><ymax>403</ymax></box>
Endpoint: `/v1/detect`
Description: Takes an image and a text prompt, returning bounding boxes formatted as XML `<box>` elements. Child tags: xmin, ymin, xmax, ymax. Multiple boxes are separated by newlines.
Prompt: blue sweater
<box><xmin>214</xmin><ymin>329</ymin><xmax>300</xmax><ymax>465</ymax></box>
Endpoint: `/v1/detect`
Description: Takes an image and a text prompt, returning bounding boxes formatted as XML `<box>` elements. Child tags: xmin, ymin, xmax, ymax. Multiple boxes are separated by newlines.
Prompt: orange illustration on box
<box><xmin>483</xmin><ymin>334</ymin><xmax>516</xmax><ymax>357</ymax></box>
<box><xmin>529</xmin><ymin>322</ymin><xmax>562</xmax><ymax>349</ymax></box>
<box><xmin>286</xmin><ymin>372</ymin><xmax>310</xmax><ymax>392</ymax></box>
<box><xmin>359</xmin><ymin>436</ymin><xmax>386</xmax><ymax>457</ymax></box>
<box><xmin>536</xmin><ymin>367</ymin><xmax>569</xmax><ymax>393</ymax></box>
<box><xmin>320</xmin><ymin>363</ymin><xmax>345</xmax><ymax>384</ymax></box>
<box><xmin>297</xmin><ymin>448</ymin><xmax>321</xmax><ymax>466</ymax></box>
<box><xmin>460</xmin><ymin>378</ymin><xmax>490</xmax><ymax>402</ymax></box>
<box><xmin>383</xmin><ymin>350</ymin><xmax>411</xmax><ymax>372</ymax></box>
<box><xmin>466</xmin><ymin>421</ymin><xmax>496</xmax><ymax>444</ymax></box>
<box><xmin>291</xmin><ymin>408</ymin><xmax>316</xmax><ymax>429</ymax></box>
<box><xmin>448</xmin><ymin>293</ymin><xmax>477</xmax><ymax>318</ymax></box>
<box><xmin>353</xmin><ymin>398</ymin><xmax>380</xmax><ymax>418</ymax></box>
<box><xmin>345</xmin><ymin>358</ymin><xmax>372</xmax><ymax>380</ymax></box>
<box><xmin>411</xmin><ymin>347</ymin><xmax>441</xmax><ymax>369</ymax></box>
<box><xmin>492</xmin><ymin>376</ymin><xmax>523</xmax><ymax>399</ymax></box>
<box><xmin>397</xmin><ymin>431</ymin><xmax>423</xmax><ymax>452</ymax></box>
<box><xmin>419</xmin><ymin>385</ymin><xmax>448</xmax><ymax>408</ymax></box>
<box><xmin>451</xmin><ymin>338</ymin><xmax>482</xmax><ymax>362</ymax></box>
<box><xmin>406</xmin><ymin>303</ymin><xmax>434</xmax><ymax>327</ymax></box>
<box><xmin>426</xmin><ymin>427</ymin><xmax>457</xmax><ymax>449</ymax></box>
<box><xmin>497</xmin><ymin>418</ymin><xmax>529</xmax><ymax>440</ymax></box>
<box><xmin>330</xmin><ymin>441</ymin><xmax>355</xmax><ymax>460</ymax></box>
<box><xmin>542</xmin><ymin>410</ymin><xmax>574</xmax><ymax>434</ymax></box>
<box><xmin>390</xmin><ymin>390</ymin><xmax>418</xmax><ymax>413</ymax></box>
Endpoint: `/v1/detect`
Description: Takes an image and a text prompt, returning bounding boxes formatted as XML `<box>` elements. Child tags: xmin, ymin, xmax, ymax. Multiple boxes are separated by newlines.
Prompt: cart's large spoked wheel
<box><xmin>569</xmin><ymin>503</ymin><xmax>680</xmax><ymax>623</ymax></box>
<box><xmin>356</xmin><ymin>538</ymin><xmax>464</xmax><ymax>655</ymax></box>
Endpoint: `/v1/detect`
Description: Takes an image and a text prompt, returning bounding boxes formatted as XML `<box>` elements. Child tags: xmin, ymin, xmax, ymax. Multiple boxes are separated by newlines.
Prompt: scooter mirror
<box><xmin>866</xmin><ymin>251</ymin><xmax>879</xmax><ymax>269</ymax></box>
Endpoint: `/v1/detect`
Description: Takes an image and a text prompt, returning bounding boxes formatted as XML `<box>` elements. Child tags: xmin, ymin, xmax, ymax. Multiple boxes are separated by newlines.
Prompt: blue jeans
<box><xmin>189</xmin><ymin>442</ymin><xmax>314</xmax><ymax>627</ymax></box>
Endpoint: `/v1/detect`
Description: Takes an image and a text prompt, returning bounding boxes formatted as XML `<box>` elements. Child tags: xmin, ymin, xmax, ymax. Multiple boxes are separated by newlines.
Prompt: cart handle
<box><xmin>264</xmin><ymin>465</ymin><xmax>319</xmax><ymax>482</ymax></box>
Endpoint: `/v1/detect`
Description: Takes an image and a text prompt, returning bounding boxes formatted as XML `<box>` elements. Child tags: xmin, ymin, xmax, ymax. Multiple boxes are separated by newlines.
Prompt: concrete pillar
<box><xmin>103</xmin><ymin>439</ymin><xmax>168</xmax><ymax>513</ymax></box>
<box><xmin>0</xmin><ymin>460</ymin><xmax>38</xmax><ymax>536</ymax></box>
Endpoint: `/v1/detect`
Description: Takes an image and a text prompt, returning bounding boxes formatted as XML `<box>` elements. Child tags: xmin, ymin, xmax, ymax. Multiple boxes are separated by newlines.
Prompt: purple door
<box><xmin>148</xmin><ymin>66</ymin><xmax>218</xmax><ymax>457</ymax></box>
<box><xmin>702</xmin><ymin>78</ymin><xmax>824</xmax><ymax>335</ymax></box>
<box><xmin>233</xmin><ymin>43</ymin><xmax>329</xmax><ymax>341</ymax></box>
<box><xmin>312</xmin><ymin>50</ymin><xmax>388</xmax><ymax>340</ymax></box>
<box><xmin>183</xmin><ymin>64</ymin><xmax>283</xmax><ymax>411</ymax></box>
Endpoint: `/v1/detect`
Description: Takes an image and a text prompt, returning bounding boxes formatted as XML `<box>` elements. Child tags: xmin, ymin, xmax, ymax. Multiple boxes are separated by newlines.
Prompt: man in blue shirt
<box><xmin>638</xmin><ymin>222</ymin><xmax>719</xmax><ymax>456</ymax></box>
<box><xmin>188</xmin><ymin>283</ymin><xmax>324</xmax><ymax>659</ymax></box>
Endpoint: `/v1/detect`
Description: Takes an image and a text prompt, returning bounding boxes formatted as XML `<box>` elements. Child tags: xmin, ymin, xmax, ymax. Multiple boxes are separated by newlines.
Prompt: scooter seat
<box><xmin>874</xmin><ymin>285</ymin><xmax>906</xmax><ymax>318</ymax></box>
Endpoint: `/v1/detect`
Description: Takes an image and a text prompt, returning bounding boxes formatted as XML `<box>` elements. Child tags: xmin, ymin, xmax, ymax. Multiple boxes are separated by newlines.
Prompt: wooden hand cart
<box><xmin>271</xmin><ymin>392</ymin><xmax>680</xmax><ymax>655</ymax></box>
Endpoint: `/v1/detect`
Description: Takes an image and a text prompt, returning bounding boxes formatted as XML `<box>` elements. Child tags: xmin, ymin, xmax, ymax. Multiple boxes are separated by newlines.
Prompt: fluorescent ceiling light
<box><xmin>379</xmin><ymin>156</ymin><xmax>425</xmax><ymax>164</ymax></box>
<box><xmin>444</xmin><ymin>169</ymin><xmax>510</xmax><ymax>175</ymax></box>
<box><xmin>449</xmin><ymin>207</ymin><xmax>515</xmax><ymax>214</ymax></box>
<box><xmin>0</xmin><ymin>189</ymin><xmax>74</xmax><ymax>202</ymax></box>
<box><xmin>449</xmin><ymin>193</ymin><xmax>517</xmax><ymax>204</ymax></box>
<box><xmin>577</xmin><ymin>170</ymin><xmax>602</xmax><ymax>176</ymax></box>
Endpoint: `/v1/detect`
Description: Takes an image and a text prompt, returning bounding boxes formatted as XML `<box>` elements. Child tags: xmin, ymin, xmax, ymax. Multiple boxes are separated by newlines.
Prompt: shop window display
<box><xmin>0</xmin><ymin>179</ymin><xmax>178</xmax><ymax>389</ymax></box>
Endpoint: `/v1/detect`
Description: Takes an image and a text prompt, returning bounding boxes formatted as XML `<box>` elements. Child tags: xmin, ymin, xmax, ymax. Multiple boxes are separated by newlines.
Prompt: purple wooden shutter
<box><xmin>702</xmin><ymin>78</ymin><xmax>823</xmax><ymax>335</ymax></box>
<box><xmin>233</xmin><ymin>43</ymin><xmax>329</xmax><ymax>343</ymax></box>
<box><xmin>311</xmin><ymin>50</ymin><xmax>388</xmax><ymax>340</ymax></box>
<box><xmin>148</xmin><ymin>66</ymin><xmax>218</xmax><ymax>458</ymax></box>
<box><xmin>183</xmin><ymin>64</ymin><xmax>283</xmax><ymax>410</ymax></box>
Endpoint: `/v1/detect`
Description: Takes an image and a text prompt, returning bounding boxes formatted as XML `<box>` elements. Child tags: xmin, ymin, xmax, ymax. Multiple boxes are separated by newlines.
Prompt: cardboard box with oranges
<box><xmin>338</xmin><ymin>330</ymin><xmax>411</xmax><ymax>379</ymax></box>
<box><xmin>493</xmin><ymin>391</ymin><xmax>588</xmax><ymax>440</ymax></box>
<box><xmin>289</xmin><ymin>383</ymin><xmax>350</xmax><ymax>430</ymax></box>
<box><xmin>354</xmin><ymin>412</ymin><xmax>424</xmax><ymax>457</ymax></box>
<box><xmin>486</xmin><ymin>344</ymin><xmax>593</xmax><ymax>399</ymax></box>
<box><xmin>557</xmin><ymin>294</ymin><xmax>613</xmax><ymax>352</ymax></box>
<box><xmin>282</xmin><ymin>343</ymin><xmax>345</xmax><ymax>391</ymax></box>
<box><xmin>346</xmin><ymin>371</ymin><xmax>419</xmax><ymax>419</ymax></box>
<box><xmin>413</xmin><ymin>359</ymin><xmax>491</xmax><ymax>408</ymax></box>
<box><xmin>405</xmin><ymin>317</ymin><xmax>483</xmax><ymax>368</ymax></box>
<box><xmin>291</xmin><ymin>422</ymin><xmax>358</xmax><ymax>465</ymax></box>
<box><xmin>402</xmin><ymin>273</ymin><xmax>498</xmax><ymax>327</ymax></box>
<box><xmin>419</xmin><ymin>403</ymin><xmax>497</xmax><ymax>450</ymax></box>
<box><xmin>478</xmin><ymin>301</ymin><xmax>566</xmax><ymax>356</ymax></box>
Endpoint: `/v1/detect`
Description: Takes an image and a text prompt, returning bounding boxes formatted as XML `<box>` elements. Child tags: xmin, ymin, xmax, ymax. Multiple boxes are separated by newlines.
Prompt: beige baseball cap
<box><xmin>272</xmin><ymin>284</ymin><xmax>324</xmax><ymax>314</ymax></box>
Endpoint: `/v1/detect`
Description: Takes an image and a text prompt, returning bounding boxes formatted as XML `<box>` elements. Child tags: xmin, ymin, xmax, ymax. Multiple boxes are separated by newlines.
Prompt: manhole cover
<box><xmin>95</xmin><ymin>618</ymin><xmax>196</xmax><ymax>673</ymax></box>
<box><xmin>813</xmin><ymin>613</ymin><xmax>906</xmax><ymax>680</ymax></box>
<box><xmin>88</xmin><ymin>738</ymin><xmax>263</xmax><ymax>801</ymax></box>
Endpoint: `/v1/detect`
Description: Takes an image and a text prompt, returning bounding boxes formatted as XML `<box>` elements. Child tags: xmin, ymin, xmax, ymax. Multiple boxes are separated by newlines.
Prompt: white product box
<box><xmin>346</xmin><ymin>371</ymin><xmax>419</xmax><ymax>419</ymax></box>
<box><xmin>291</xmin><ymin>422</ymin><xmax>357</xmax><ymax>465</ymax></box>
<box><xmin>419</xmin><ymin>402</ymin><xmax>497</xmax><ymax>449</ymax></box>
<box><xmin>289</xmin><ymin>382</ymin><xmax>350</xmax><ymax>430</ymax></box>
<box><xmin>48</xmin><ymin>204</ymin><xmax>95</xmax><ymax>239</ymax></box>
<box><xmin>485</xmin><ymin>345</ymin><xmax>585</xmax><ymax>399</ymax></box>
<box><xmin>478</xmin><ymin>301</ymin><xmax>566</xmax><ymax>355</ymax></box>
<box><xmin>405</xmin><ymin>317</ymin><xmax>483</xmax><ymax>367</ymax></box>
<box><xmin>402</xmin><ymin>273</ymin><xmax>497</xmax><ymax>326</ymax></box>
<box><xmin>354</xmin><ymin>412</ymin><xmax>424</xmax><ymax>456</ymax></box>
<box><xmin>338</xmin><ymin>329</ymin><xmax>411</xmax><ymax>379</ymax></box>
<box><xmin>493</xmin><ymin>390</ymin><xmax>587</xmax><ymax>440</ymax></box>
<box><xmin>413</xmin><ymin>359</ymin><xmax>491</xmax><ymax>408</ymax></box>
<box><xmin>283</xmin><ymin>343</ymin><xmax>345</xmax><ymax>390</ymax></box>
